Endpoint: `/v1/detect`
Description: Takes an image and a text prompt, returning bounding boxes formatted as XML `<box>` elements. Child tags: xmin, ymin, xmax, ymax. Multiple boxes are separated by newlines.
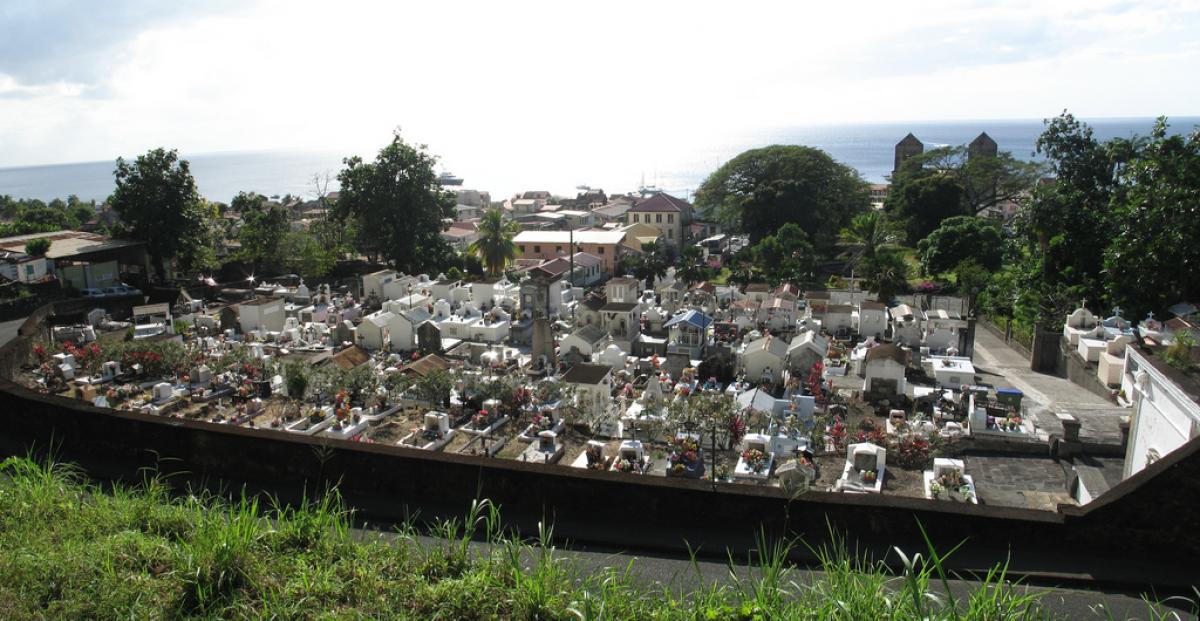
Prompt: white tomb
<box><xmin>101</xmin><ymin>361</ymin><xmax>121</xmax><ymax>381</ymax></box>
<box><xmin>570</xmin><ymin>440</ymin><xmax>609</xmax><ymax>470</ymax></box>
<box><xmin>734</xmin><ymin>433</ymin><xmax>775</xmax><ymax>482</ymax></box>
<box><xmin>521</xmin><ymin>430</ymin><xmax>564</xmax><ymax>464</ymax></box>
<box><xmin>399</xmin><ymin>412</ymin><xmax>455</xmax><ymax>450</ymax></box>
<box><xmin>836</xmin><ymin>442</ymin><xmax>886</xmax><ymax>493</ymax></box>
<box><xmin>923</xmin><ymin>458</ymin><xmax>977</xmax><ymax>503</ymax></box>
<box><xmin>152</xmin><ymin>382</ymin><xmax>174</xmax><ymax>403</ymax></box>
<box><xmin>610</xmin><ymin>440</ymin><xmax>649</xmax><ymax>473</ymax></box>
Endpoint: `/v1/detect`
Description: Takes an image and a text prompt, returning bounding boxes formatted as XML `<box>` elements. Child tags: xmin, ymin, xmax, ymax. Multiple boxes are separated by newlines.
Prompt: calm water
<box><xmin>1</xmin><ymin>117</ymin><xmax>1195</xmax><ymax>204</ymax></box>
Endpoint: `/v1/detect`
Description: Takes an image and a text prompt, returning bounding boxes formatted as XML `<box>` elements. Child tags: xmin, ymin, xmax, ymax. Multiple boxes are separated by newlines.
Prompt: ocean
<box><xmin>1</xmin><ymin>117</ymin><xmax>1196</xmax><ymax>205</ymax></box>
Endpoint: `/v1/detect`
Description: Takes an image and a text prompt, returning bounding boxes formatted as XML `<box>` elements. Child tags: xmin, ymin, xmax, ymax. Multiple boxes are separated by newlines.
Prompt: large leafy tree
<box><xmin>468</xmin><ymin>208</ymin><xmax>519</xmax><ymax>276</ymax></box>
<box><xmin>752</xmin><ymin>223</ymin><xmax>817</xmax><ymax>287</ymax></box>
<box><xmin>235</xmin><ymin>192</ymin><xmax>290</xmax><ymax>274</ymax></box>
<box><xmin>886</xmin><ymin>144</ymin><xmax>1041</xmax><ymax>245</ymax></box>
<box><xmin>176</xmin><ymin>199</ymin><xmax>224</xmax><ymax>275</ymax></box>
<box><xmin>108</xmin><ymin>148</ymin><xmax>204</xmax><ymax>281</ymax></box>
<box><xmin>917</xmin><ymin>216</ymin><xmax>1005</xmax><ymax>275</ymax></box>
<box><xmin>1103</xmin><ymin>118</ymin><xmax>1200</xmax><ymax>319</ymax></box>
<box><xmin>902</xmin><ymin>145</ymin><xmax>1043</xmax><ymax>217</ymax></box>
<box><xmin>281</xmin><ymin>231</ymin><xmax>335</xmax><ymax>280</ymax></box>
<box><xmin>694</xmin><ymin>145</ymin><xmax>869</xmax><ymax>252</ymax></box>
<box><xmin>334</xmin><ymin>132</ymin><xmax>455</xmax><ymax>271</ymax></box>
<box><xmin>1013</xmin><ymin>112</ymin><xmax>1124</xmax><ymax>322</ymax></box>
<box><xmin>885</xmin><ymin>172</ymin><xmax>967</xmax><ymax>245</ymax></box>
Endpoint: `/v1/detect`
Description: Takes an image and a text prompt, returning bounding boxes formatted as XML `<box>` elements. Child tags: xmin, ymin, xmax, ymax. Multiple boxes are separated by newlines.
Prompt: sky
<box><xmin>1</xmin><ymin>0</ymin><xmax>1198</xmax><ymax>175</ymax></box>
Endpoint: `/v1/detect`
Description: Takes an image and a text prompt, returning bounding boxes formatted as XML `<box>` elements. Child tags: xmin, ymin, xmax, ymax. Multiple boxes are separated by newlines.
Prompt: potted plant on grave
<box><xmin>861</xmin><ymin>469</ymin><xmax>878</xmax><ymax>485</ymax></box>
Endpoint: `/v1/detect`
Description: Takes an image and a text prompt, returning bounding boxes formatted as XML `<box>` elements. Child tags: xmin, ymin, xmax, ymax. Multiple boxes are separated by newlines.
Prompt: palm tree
<box><xmin>838</xmin><ymin>211</ymin><xmax>900</xmax><ymax>268</ymax></box>
<box><xmin>468</xmin><ymin>208</ymin><xmax>520</xmax><ymax>276</ymax></box>
<box><xmin>861</xmin><ymin>250</ymin><xmax>909</xmax><ymax>303</ymax></box>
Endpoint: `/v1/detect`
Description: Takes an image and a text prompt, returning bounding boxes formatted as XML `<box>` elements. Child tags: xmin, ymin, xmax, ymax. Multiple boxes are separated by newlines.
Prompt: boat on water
<box><xmin>437</xmin><ymin>171</ymin><xmax>464</xmax><ymax>186</ymax></box>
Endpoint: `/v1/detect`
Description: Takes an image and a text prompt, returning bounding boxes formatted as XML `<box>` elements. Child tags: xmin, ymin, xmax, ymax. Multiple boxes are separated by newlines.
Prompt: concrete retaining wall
<box><xmin>1</xmin><ymin>301</ymin><xmax>1199</xmax><ymax>574</ymax></box>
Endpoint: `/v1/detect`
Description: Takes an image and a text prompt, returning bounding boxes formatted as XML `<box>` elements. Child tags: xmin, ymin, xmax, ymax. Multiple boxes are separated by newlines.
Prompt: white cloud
<box><xmin>0</xmin><ymin>0</ymin><xmax>1197</xmax><ymax>179</ymax></box>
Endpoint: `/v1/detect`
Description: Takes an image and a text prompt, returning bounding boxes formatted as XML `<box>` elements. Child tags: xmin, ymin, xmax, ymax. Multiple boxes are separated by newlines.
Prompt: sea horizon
<box><xmin>1</xmin><ymin>116</ymin><xmax>1196</xmax><ymax>206</ymax></box>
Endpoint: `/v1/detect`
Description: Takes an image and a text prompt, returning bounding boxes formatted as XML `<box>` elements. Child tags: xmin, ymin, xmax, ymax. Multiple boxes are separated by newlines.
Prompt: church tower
<box><xmin>968</xmin><ymin>132</ymin><xmax>998</xmax><ymax>160</ymax></box>
<box><xmin>894</xmin><ymin>133</ymin><xmax>924</xmax><ymax>175</ymax></box>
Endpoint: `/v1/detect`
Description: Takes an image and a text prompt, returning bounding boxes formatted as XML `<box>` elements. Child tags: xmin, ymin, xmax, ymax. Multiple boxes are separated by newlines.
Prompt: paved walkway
<box><xmin>973</xmin><ymin>327</ymin><xmax>1110</xmax><ymax>411</ymax></box>
<box><xmin>972</xmin><ymin>327</ymin><xmax>1127</xmax><ymax>445</ymax></box>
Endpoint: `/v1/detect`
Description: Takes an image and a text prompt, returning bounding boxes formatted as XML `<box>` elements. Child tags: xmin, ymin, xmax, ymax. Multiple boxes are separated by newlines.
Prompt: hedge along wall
<box><xmin>1</xmin><ymin>302</ymin><xmax>1198</xmax><ymax>576</ymax></box>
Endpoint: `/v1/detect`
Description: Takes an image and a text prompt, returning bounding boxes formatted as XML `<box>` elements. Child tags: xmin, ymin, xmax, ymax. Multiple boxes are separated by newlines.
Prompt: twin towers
<box><xmin>893</xmin><ymin>132</ymin><xmax>998</xmax><ymax>175</ymax></box>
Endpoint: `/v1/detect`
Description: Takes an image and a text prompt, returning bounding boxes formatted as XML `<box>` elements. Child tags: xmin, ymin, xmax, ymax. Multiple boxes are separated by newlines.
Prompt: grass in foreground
<box><xmin>0</xmin><ymin>456</ymin><xmax>1192</xmax><ymax>620</ymax></box>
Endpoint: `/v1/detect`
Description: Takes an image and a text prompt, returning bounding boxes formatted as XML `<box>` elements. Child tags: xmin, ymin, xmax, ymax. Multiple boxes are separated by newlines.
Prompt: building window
<box><xmin>534</xmin><ymin>246</ymin><xmax>541</xmax><ymax>253</ymax></box>
<box><xmin>667</xmin><ymin>214</ymin><xmax>674</xmax><ymax>223</ymax></box>
<box><xmin>656</xmin><ymin>214</ymin><xmax>663</xmax><ymax>223</ymax></box>
<box><xmin>519</xmin><ymin>245</ymin><xmax>526</xmax><ymax>253</ymax></box>
<box><xmin>633</xmin><ymin>213</ymin><xmax>639</xmax><ymax>223</ymax></box>
<box><xmin>598</xmin><ymin>247</ymin><xmax>605</xmax><ymax>255</ymax></box>
<box><xmin>667</xmin><ymin>229</ymin><xmax>673</xmax><ymax>239</ymax></box>
<box><xmin>556</xmin><ymin>246</ymin><xmax>562</xmax><ymax>252</ymax></box>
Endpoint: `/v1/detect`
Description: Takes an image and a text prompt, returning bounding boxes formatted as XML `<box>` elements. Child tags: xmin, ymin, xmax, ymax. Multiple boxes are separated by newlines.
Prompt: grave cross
<box><xmin>1112</xmin><ymin>305</ymin><xmax>1123</xmax><ymax>317</ymax></box>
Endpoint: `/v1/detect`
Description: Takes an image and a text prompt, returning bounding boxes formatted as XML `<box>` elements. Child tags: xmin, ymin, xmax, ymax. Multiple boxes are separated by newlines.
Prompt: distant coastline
<box><xmin>1</xmin><ymin>117</ymin><xmax>1196</xmax><ymax>204</ymax></box>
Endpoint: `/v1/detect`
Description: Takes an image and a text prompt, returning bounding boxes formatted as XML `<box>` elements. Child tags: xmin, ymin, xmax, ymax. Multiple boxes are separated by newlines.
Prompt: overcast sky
<box><xmin>1</xmin><ymin>0</ymin><xmax>1198</xmax><ymax>169</ymax></box>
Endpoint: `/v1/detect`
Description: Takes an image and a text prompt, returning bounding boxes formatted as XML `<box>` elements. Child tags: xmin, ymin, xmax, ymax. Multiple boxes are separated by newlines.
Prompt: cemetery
<box><xmin>7</xmin><ymin>267</ymin><xmax>1197</xmax><ymax>517</ymax></box>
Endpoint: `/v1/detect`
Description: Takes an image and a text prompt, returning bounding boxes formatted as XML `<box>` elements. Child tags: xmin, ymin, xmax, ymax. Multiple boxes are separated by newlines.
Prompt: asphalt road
<box><xmin>365</xmin><ymin>527</ymin><xmax>1197</xmax><ymax>620</ymax></box>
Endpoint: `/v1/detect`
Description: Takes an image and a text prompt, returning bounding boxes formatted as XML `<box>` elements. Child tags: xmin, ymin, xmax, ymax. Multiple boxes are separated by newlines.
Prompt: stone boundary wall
<box><xmin>1</xmin><ymin>302</ymin><xmax>1198</xmax><ymax>577</ymax></box>
<box><xmin>977</xmin><ymin>317</ymin><xmax>1032</xmax><ymax>360</ymax></box>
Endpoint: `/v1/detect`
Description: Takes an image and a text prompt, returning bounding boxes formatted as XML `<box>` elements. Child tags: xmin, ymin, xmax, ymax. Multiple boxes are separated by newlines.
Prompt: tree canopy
<box><xmin>235</xmin><ymin>192</ymin><xmax>290</xmax><ymax>274</ymax></box>
<box><xmin>752</xmin><ymin>223</ymin><xmax>817</xmax><ymax>287</ymax></box>
<box><xmin>917</xmin><ymin>216</ymin><xmax>1004</xmax><ymax>275</ymax></box>
<box><xmin>334</xmin><ymin>132</ymin><xmax>455</xmax><ymax>272</ymax></box>
<box><xmin>886</xmin><ymin>144</ymin><xmax>1041</xmax><ymax>245</ymax></box>
<box><xmin>860</xmin><ymin>250</ymin><xmax>910</xmax><ymax>303</ymax></box>
<box><xmin>108</xmin><ymin>148</ymin><xmax>204</xmax><ymax>281</ymax></box>
<box><xmin>1102</xmin><ymin>118</ymin><xmax>1200</xmax><ymax>319</ymax></box>
<box><xmin>838</xmin><ymin>211</ymin><xmax>900</xmax><ymax>270</ymax></box>
<box><xmin>975</xmin><ymin>112</ymin><xmax>1200</xmax><ymax>327</ymax></box>
<box><xmin>694</xmin><ymin>145</ymin><xmax>869</xmax><ymax>252</ymax></box>
<box><xmin>885</xmin><ymin>173</ymin><xmax>967</xmax><ymax>245</ymax></box>
<box><xmin>623</xmin><ymin>240</ymin><xmax>671</xmax><ymax>287</ymax></box>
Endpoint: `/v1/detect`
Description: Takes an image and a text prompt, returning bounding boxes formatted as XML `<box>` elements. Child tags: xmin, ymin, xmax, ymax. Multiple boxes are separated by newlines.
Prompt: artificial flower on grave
<box><xmin>861</xmin><ymin>469</ymin><xmax>878</xmax><ymax>484</ymax></box>
<box><xmin>937</xmin><ymin>469</ymin><xmax>964</xmax><ymax>490</ymax></box>
<box><xmin>614</xmin><ymin>455</ymin><xmax>645</xmax><ymax>473</ymax></box>
<box><xmin>741</xmin><ymin>448</ymin><xmax>769</xmax><ymax>474</ymax></box>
